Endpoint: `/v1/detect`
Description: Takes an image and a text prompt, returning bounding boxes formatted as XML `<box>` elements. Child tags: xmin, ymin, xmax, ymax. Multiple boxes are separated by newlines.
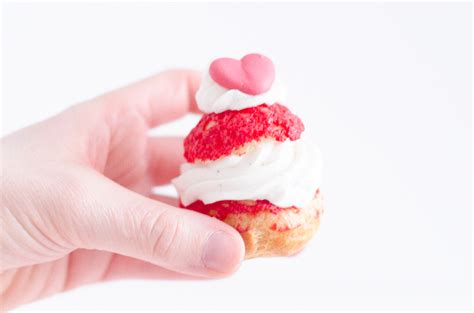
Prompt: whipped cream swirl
<box><xmin>172</xmin><ymin>138</ymin><xmax>322</xmax><ymax>208</ymax></box>
<box><xmin>195</xmin><ymin>73</ymin><xmax>286</xmax><ymax>114</ymax></box>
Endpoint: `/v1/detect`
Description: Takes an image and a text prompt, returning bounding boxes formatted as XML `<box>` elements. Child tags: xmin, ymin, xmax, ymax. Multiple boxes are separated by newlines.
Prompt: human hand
<box><xmin>0</xmin><ymin>70</ymin><xmax>245</xmax><ymax>310</ymax></box>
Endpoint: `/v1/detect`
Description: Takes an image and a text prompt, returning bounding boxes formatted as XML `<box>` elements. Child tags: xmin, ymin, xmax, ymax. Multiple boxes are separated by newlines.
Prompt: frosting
<box><xmin>209</xmin><ymin>53</ymin><xmax>275</xmax><ymax>95</ymax></box>
<box><xmin>196</xmin><ymin>72</ymin><xmax>286</xmax><ymax>114</ymax></box>
<box><xmin>172</xmin><ymin>138</ymin><xmax>322</xmax><ymax>208</ymax></box>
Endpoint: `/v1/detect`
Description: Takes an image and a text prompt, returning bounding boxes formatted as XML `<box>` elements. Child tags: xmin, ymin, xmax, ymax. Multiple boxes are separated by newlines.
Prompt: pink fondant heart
<box><xmin>209</xmin><ymin>53</ymin><xmax>275</xmax><ymax>95</ymax></box>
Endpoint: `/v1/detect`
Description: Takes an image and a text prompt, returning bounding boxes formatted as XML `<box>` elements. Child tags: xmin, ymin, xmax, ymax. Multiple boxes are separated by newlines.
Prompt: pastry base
<box><xmin>222</xmin><ymin>192</ymin><xmax>323</xmax><ymax>259</ymax></box>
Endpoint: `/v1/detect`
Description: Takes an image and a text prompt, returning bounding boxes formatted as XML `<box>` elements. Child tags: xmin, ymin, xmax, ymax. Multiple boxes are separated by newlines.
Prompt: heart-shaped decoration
<box><xmin>209</xmin><ymin>53</ymin><xmax>275</xmax><ymax>95</ymax></box>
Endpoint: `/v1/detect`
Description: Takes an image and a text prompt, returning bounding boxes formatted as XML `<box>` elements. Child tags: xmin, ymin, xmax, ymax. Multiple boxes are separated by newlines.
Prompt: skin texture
<box><xmin>0</xmin><ymin>70</ymin><xmax>245</xmax><ymax>310</ymax></box>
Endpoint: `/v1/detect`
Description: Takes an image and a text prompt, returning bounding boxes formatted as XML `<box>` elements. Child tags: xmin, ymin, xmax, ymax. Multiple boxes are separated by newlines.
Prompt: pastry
<box><xmin>172</xmin><ymin>53</ymin><xmax>323</xmax><ymax>258</ymax></box>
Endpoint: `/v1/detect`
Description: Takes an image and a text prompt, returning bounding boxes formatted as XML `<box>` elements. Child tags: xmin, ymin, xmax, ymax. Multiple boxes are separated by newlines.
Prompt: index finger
<box><xmin>96</xmin><ymin>69</ymin><xmax>201</xmax><ymax>128</ymax></box>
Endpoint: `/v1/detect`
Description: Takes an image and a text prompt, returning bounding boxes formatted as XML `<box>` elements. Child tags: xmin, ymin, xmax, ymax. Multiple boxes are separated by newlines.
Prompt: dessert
<box><xmin>172</xmin><ymin>53</ymin><xmax>323</xmax><ymax>258</ymax></box>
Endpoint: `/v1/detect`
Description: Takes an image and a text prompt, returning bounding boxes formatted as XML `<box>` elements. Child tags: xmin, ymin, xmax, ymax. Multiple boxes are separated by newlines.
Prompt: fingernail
<box><xmin>202</xmin><ymin>231</ymin><xmax>243</xmax><ymax>273</ymax></box>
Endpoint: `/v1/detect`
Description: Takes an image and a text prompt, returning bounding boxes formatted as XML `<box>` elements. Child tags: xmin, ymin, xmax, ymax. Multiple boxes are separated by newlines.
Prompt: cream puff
<box><xmin>173</xmin><ymin>53</ymin><xmax>323</xmax><ymax>258</ymax></box>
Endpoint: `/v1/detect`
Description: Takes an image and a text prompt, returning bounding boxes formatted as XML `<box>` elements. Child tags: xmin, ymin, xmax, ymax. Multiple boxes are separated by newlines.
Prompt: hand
<box><xmin>0</xmin><ymin>70</ymin><xmax>245</xmax><ymax>310</ymax></box>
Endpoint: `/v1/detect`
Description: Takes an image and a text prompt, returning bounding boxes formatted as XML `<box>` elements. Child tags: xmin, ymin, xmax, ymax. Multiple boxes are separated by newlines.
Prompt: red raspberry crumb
<box><xmin>184</xmin><ymin>103</ymin><xmax>304</xmax><ymax>162</ymax></box>
<box><xmin>183</xmin><ymin>199</ymin><xmax>294</xmax><ymax>220</ymax></box>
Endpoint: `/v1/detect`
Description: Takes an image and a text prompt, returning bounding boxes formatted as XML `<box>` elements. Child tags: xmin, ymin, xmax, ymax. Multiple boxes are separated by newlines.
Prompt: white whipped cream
<box><xmin>172</xmin><ymin>138</ymin><xmax>322</xmax><ymax>208</ymax></box>
<box><xmin>195</xmin><ymin>73</ymin><xmax>286</xmax><ymax>114</ymax></box>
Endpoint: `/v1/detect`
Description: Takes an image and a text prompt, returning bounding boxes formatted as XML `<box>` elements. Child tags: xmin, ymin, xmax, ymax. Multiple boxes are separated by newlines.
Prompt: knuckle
<box><xmin>144</xmin><ymin>209</ymin><xmax>183</xmax><ymax>261</ymax></box>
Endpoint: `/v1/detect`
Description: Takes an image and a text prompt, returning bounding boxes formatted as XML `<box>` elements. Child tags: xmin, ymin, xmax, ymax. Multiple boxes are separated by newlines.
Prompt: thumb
<box><xmin>66</xmin><ymin>169</ymin><xmax>245</xmax><ymax>277</ymax></box>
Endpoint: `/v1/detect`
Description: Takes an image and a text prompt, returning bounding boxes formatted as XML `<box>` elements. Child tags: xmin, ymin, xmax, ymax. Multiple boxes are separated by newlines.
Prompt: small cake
<box><xmin>173</xmin><ymin>53</ymin><xmax>323</xmax><ymax>258</ymax></box>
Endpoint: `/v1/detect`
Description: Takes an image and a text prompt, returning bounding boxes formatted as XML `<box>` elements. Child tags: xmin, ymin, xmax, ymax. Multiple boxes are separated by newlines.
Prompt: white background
<box><xmin>3</xmin><ymin>2</ymin><xmax>472</xmax><ymax>310</ymax></box>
